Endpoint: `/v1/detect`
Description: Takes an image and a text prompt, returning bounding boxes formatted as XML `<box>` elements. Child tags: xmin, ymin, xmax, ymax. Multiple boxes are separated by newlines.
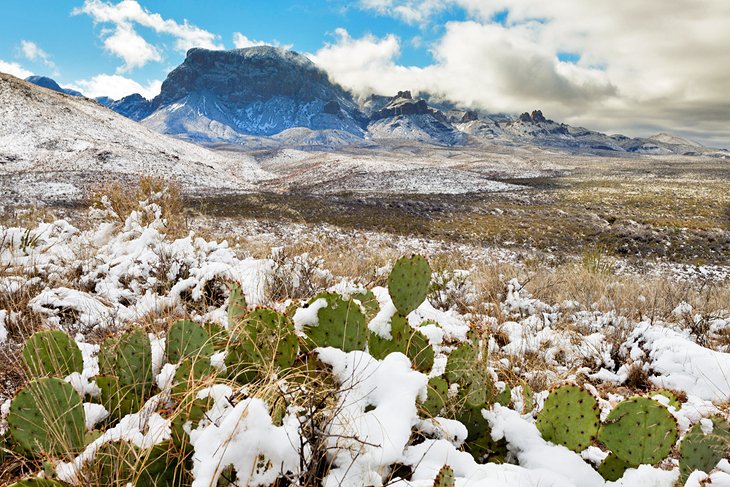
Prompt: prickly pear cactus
<box><xmin>598</xmin><ymin>396</ymin><xmax>678</xmax><ymax>465</ymax></box>
<box><xmin>388</xmin><ymin>255</ymin><xmax>431</xmax><ymax>315</ymax></box>
<box><xmin>597</xmin><ymin>452</ymin><xmax>631</xmax><ymax>481</ymax></box>
<box><xmin>303</xmin><ymin>293</ymin><xmax>366</xmax><ymax>352</ymax></box>
<box><xmin>352</xmin><ymin>289</ymin><xmax>380</xmax><ymax>322</ymax></box>
<box><xmin>405</xmin><ymin>325</ymin><xmax>435</xmax><ymax>373</ymax></box>
<box><xmin>445</xmin><ymin>334</ymin><xmax>493</xmax><ymax>407</ymax></box>
<box><xmin>8</xmin><ymin>377</ymin><xmax>85</xmax><ymax>455</ymax></box>
<box><xmin>368</xmin><ymin>313</ymin><xmax>434</xmax><ymax>372</ymax></box>
<box><xmin>226</xmin><ymin>308</ymin><xmax>298</xmax><ymax>383</ymax></box>
<box><xmin>433</xmin><ymin>465</ymin><xmax>455</xmax><ymax>487</ymax></box>
<box><xmin>650</xmin><ymin>389</ymin><xmax>682</xmax><ymax>409</ymax></box>
<box><xmin>172</xmin><ymin>358</ymin><xmax>214</xmax><ymax>398</ymax></box>
<box><xmin>227</xmin><ymin>282</ymin><xmax>248</xmax><ymax>327</ymax></box>
<box><xmin>115</xmin><ymin>329</ymin><xmax>154</xmax><ymax>398</ymax></box>
<box><xmin>536</xmin><ymin>385</ymin><xmax>600</xmax><ymax>453</ymax></box>
<box><xmin>96</xmin><ymin>375</ymin><xmax>140</xmax><ymax>420</ymax></box>
<box><xmin>98</xmin><ymin>335</ymin><xmax>119</xmax><ymax>376</ymax></box>
<box><xmin>679</xmin><ymin>416</ymin><xmax>730</xmax><ymax>483</ymax></box>
<box><xmin>422</xmin><ymin>376</ymin><xmax>449</xmax><ymax>417</ymax></box>
<box><xmin>21</xmin><ymin>330</ymin><xmax>83</xmax><ymax>379</ymax></box>
<box><xmin>166</xmin><ymin>320</ymin><xmax>213</xmax><ymax>364</ymax></box>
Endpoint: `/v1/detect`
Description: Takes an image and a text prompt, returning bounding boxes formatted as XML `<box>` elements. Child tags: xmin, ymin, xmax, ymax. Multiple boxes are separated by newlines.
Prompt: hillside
<box><xmin>0</xmin><ymin>73</ymin><xmax>269</xmax><ymax>205</ymax></box>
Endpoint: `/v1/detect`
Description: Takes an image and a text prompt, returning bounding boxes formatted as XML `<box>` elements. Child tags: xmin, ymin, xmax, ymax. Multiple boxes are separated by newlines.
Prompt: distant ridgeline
<box><xmin>24</xmin><ymin>48</ymin><xmax>727</xmax><ymax>156</ymax></box>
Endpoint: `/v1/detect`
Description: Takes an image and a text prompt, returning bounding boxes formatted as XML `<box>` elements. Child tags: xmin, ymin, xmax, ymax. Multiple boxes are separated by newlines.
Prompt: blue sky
<box><xmin>1</xmin><ymin>0</ymin><xmax>728</xmax><ymax>148</ymax></box>
<box><xmin>0</xmin><ymin>1</ymin><xmax>452</xmax><ymax>89</ymax></box>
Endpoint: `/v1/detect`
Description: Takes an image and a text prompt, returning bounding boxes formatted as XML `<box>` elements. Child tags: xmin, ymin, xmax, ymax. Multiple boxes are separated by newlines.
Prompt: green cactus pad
<box><xmin>679</xmin><ymin>416</ymin><xmax>730</xmax><ymax>483</ymax></box>
<box><xmin>388</xmin><ymin>255</ymin><xmax>432</xmax><ymax>315</ymax></box>
<box><xmin>115</xmin><ymin>329</ymin><xmax>154</xmax><ymax>398</ymax></box>
<box><xmin>172</xmin><ymin>358</ymin><xmax>214</xmax><ymax>399</ymax></box>
<box><xmin>97</xmin><ymin>375</ymin><xmax>140</xmax><ymax>420</ymax></box>
<box><xmin>433</xmin><ymin>465</ymin><xmax>455</xmax><ymax>487</ymax></box>
<box><xmin>8</xmin><ymin>377</ymin><xmax>85</xmax><ymax>455</ymax></box>
<box><xmin>650</xmin><ymin>389</ymin><xmax>682</xmax><ymax>410</ymax></box>
<box><xmin>227</xmin><ymin>282</ymin><xmax>248</xmax><ymax>328</ymax></box>
<box><xmin>166</xmin><ymin>320</ymin><xmax>213</xmax><ymax>364</ymax></box>
<box><xmin>597</xmin><ymin>452</ymin><xmax>631</xmax><ymax>481</ymax></box>
<box><xmin>21</xmin><ymin>330</ymin><xmax>84</xmax><ymax>379</ymax></box>
<box><xmin>598</xmin><ymin>396</ymin><xmax>678</xmax><ymax>466</ymax></box>
<box><xmin>536</xmin><ymin>385</ymin><xmax>600</xmax><ymax>453</ymax></box>
<box><xmin>352</xmin><ymin>289</ymin><xmax>380</xmax><ymax>322</ymax></box>
<box><xmin>303</xmin><ymin>293</ymin><xmax>366</xmax><ymax>352</ymax></box>
<box><xmin>455</xmin><ymin>402</ymin><xmax>489</xmax><ymax>441</ymax></box>
<box><xmin>98</xmin><ymin>335</ymin><xmax>119</xmax><ymax>376</ymax></box>
<box><xmin>422</xmin><ymin>376</ymin><xmax>449</xmax><ymax>417</ymax></box>
<box><xmin>226</xmin><ymin>308</ymin><xmax>298</xmax><ymax>383</ymax></box>
<box><xmin>406</xmin><ymin>327</ymin><xmax>435</xmax><ymax>373</ymax></box>
<box><xmin>444</xmin><ymin>339</ymin><xmax>477</xmax><ymax>384</ymax></box>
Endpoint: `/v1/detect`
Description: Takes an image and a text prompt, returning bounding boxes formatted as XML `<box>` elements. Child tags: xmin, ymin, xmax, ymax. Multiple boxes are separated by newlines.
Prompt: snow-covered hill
<box><xmin>0</xmin><ymin>73</ymin><xmax>269</xmax><ymax>204</ymax></box>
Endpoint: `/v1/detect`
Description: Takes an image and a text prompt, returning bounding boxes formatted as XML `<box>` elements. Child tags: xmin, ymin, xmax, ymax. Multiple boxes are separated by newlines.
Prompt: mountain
<box><xmin>25</xmin><ymin>75</ymin><xmax>83</xmax><ymax>97</ymax></box>
<box><xmin>141</xmin><ymin>46</ymin><xmax>365</xmax><ymax>142</ymax></box>
<box><xmin>0</xmin><ymin>73</ymin><xmax>267</xmax><ymax>203</ymax></box>
<box><xmin>101</xmin><ymin>93</ymin><xmax>155</xmax><ymax>122</ymax></box>
<box><xmin>367</xmin><ymin>91</ymin><xmax>465</xmax><ymax>146</ymax></box>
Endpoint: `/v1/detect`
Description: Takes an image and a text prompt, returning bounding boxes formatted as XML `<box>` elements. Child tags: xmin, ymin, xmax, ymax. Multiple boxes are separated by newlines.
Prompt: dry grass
<box><xmin>88</xmin><ymin>176</ymin><xmax>187</xmax><ymax>238</ymax></box>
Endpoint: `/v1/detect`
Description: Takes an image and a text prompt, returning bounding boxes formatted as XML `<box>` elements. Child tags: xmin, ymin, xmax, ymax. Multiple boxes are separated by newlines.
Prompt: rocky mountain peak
<box><xmin>143</xmin><ymin>46</ymin><xmax>364</xmax><ymax>138</ymax></box>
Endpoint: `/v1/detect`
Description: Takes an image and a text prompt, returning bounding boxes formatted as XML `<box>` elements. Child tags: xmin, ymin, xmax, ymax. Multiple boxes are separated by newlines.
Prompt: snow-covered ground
<box><xmin>1</xmin><ymin>197</ymin><xmax>728</xmax><ymax>486</ymax></box>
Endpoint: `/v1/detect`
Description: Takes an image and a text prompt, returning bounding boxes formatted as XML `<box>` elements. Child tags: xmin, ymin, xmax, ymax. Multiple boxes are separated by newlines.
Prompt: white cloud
<box><xmin>337</xmin><ymin>0</ymin><xmax>730</xmax><ymax>147</ymax></box>
<box><xmin>103</xmin><ymin>23</ymin><xmax>161</xmax><ymax>72</ymax></box>
<box><xmin>0</xmin><ymin>60</ymin><xmax>33</xmax><ymax>79</ymax></box>
<box><xmin>74</xmin><ymin>0</ymin><xmax>223</xmax><ymax>71</ymax></box>
<box><xmin>69</xmin><ymin>74</ymin><xmax>162</xmax><ymax>100</ymax></box>
<box><xmin>19</xmin><ymin>41</ymin><xmax>59</xmax><ymax>75</ymax></box>
<box><xmin>232</xmin><ymin>33</ymin><xmax>293</xmax><ymax>50</ymax></box>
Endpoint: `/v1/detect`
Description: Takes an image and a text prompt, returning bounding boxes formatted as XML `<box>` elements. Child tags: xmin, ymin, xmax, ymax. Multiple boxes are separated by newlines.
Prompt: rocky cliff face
<box><xmin>104</xmin><ymin>94</ymin><xmax>155</xmax><ymax>122</ymax></box>
<box><xmin>142</xmin><ymin>46</ymin><xmax>365</xmax><ymax>140</ymax></box>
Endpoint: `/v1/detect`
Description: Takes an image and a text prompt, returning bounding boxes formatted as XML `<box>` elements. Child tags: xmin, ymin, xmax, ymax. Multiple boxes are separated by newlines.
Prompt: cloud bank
<box><xmin>312</xmin><ymin>0</ymin><xmax>730</xmax><ymax>147</ymax></box>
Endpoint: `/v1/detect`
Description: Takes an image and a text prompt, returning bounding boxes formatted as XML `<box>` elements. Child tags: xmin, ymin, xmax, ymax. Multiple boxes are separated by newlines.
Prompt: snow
<box><xmin>626</xmin><ymin>323</ymin><xmax>730</xmax><ymax>401</ymax></box>
<box><xmin>189</xmin><ymin>395</ymin><xmax>303</xmax><ymax>487</ymax></box>
<box><xmin>0</xmin><ymin>310</ymin><xmax>7</xmax><ymax>344</ymax></box>
<box><xmin>292</xmin><ymin>297</ymin><xmax>328</xmax><ymax>334</ymax></box>
<box><xmin>317</xmin><ymin>347</ymin><xmax>428</xmax><ymax>487</ymax></box>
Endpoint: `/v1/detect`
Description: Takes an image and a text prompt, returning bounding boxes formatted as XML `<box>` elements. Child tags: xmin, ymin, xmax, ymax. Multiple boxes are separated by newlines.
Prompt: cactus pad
<box><xmin>21</xmin><ymin>330</ymin><xmax>83</xmax><ymax>379</ymax></box>
<box><xmin>650</xmin><ymin>389</ymin><xmax>682</xmax><ymax>409</ymax></box>
<box><xmin>598</xmin><ymin>396</ymin><xmax>678</xmax><ymax>465</ymax></box>
<box><xmin>352</xmin><ymin>289</ymin><xmax>380</xmax><ymax>322</ymax></box>
<box><xmin>303</xmin><ymin>293</ymin><xmax>366</xmax><ymax>352</ymax></box>
<box><xmin>227</xmin><ymin>282</ymin><xmax>248</xmax><ymax>327</ymax></box>
<box><xmin>422</xmin><ymin>376</ymin><xmax>449</xmax><ymax>417</ymax></box>
<box><xmin>226</xmin><ymin>308</ymin><xmax>298</xmax><ymax>383</ymax></box>
<box><xmin>597</xmin><ymin>452</ymin><xmax>631</xmax><ymax>481</ymax></box>
<box><xmin>388</xmin><ymin>255</ymin><xmax>431</xmax><ymax>315</ymax></box>
<box><xmin>433</xmin><ymin>465</ymin><xmax>455</xmax><ymax>487</ymax></box>
<box><xmin>536</xmin><ymin>385</ymin><xmax>599</xmax><ymax>453</ymax></box>
<box><xmin>166</xmin><ymin>320</ymin><xmax>213</xmax><ymax>364</ymax></box>
<box><xmin>8</xmin><ymin>377</ymin><xmax>85</xmax><ymax>455</ymax></box>
<box><xmin>679</xmin><ymin>416</ymin><xmax>730</xmax><ymax>483</ymax></box>
<box><xmin>115</xmin><ymin>329</ymin><xmax>154</xmax><ymax>397</ymax></box>
<box><xmin>172</xmin><ymin>357</ymin><xmax>214</xmax><ymax>398</ymax></box>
